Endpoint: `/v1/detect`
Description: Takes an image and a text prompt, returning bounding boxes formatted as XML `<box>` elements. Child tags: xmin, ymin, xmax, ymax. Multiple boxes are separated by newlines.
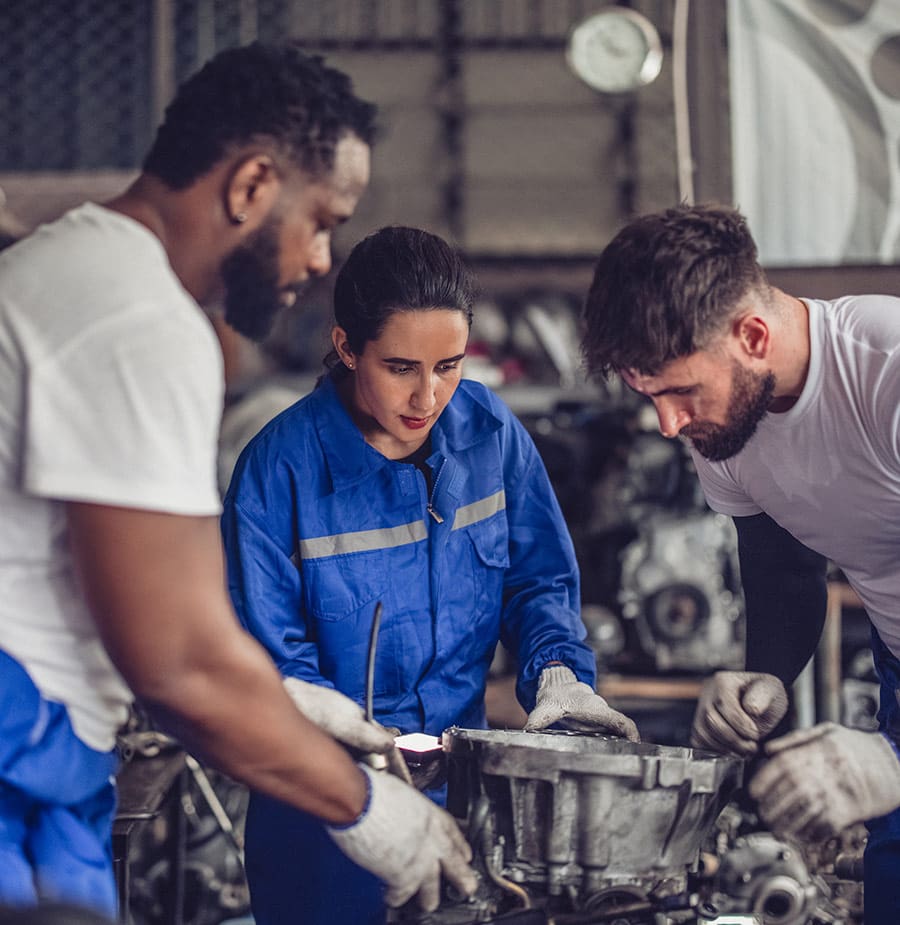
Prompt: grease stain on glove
<box><xmin>749</xmin><ymin>722</ymin><xmax>900</xmax><ymax>843</ymax></box>
<box><xmin>691</xmin><ymin>671</ymin><xmax>788</xmax><ymax>757</ymax></box>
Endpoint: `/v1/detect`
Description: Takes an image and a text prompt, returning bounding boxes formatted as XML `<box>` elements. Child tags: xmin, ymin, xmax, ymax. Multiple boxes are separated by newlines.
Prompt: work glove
<box><xmin>524</xmin><ymin>665</ymin><xmax>640</xmax><ymax>742</ymax></box>
<box><xmin>283</xmin><ymin>677</ymin><xmax>395</xmax><ymax>755</ymax></box>
<box><xmin>328</xmin><ymin>763</ymin><xmax>478</xmax><ymax>910</ymax></box>
<box><xmin>749</xmin><ymin>722</ymin><xmax>900</xmax><ymax>843</ymax></box>
<box><xmin>691</xmin><ymin>671</ymin><xmax>788</xmax><ymax>757</ymax></box>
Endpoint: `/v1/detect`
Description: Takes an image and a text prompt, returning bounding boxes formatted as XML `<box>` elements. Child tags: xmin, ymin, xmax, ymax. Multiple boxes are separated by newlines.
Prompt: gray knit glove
<box><xmin>691</xmin><ymin>671</ymin><xmax>788</xmax><ymax>756</ymax></box>
<box><xmin>283</xmin><ymin>677</ymin><xmax>396</xmax><ymax>754</ymax></box>
<box><xmin>524</xmin><ymin>665</ymin><xmax>640</xmax><ymax>742</ymax></box>
<box><xmin>328</xmin><ymin>764</ymin><xmax>478</xmax><ymax>910</ymax></box>
<box><xmin>749</xmin><ymin>723</ymin><xmax>900</xmax><ymax>842</ymax></box>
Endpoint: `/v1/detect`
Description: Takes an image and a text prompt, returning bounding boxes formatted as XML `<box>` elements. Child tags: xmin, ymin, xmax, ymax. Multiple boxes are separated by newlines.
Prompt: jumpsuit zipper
<box><xmin>427</xmin><ymin>459</ymin><xmax>445</xmax><ymax>523</ymax></box>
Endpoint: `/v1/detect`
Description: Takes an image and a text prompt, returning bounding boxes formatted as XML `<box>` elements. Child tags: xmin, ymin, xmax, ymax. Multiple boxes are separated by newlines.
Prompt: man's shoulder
<box><xmin>3</xmin><ymin>203</ymin><xmax>186</xmax><ymax>318</ymax></box>
<box><xmin>821</xmin><ymin>293</ymin><xmax>900</xmax><ymax>346</ymax></box>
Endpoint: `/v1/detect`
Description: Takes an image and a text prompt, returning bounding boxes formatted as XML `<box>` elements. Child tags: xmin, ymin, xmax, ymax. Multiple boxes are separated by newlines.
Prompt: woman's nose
<box><xmin>411</xmin><ymin>375</ymin><xmax>437</xmax><ymax>411</ymax></box>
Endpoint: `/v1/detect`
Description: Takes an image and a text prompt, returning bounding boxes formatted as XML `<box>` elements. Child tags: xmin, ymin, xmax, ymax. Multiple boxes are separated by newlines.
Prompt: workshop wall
<box><xmin>0</xmin><ymin>0</ymin><xmax>700</xmax><ymax>258</ymax></box>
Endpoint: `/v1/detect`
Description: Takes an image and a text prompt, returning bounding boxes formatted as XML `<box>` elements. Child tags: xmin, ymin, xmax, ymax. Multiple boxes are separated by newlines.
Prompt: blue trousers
<box><xmin>0</xmin><ymin>650</ymin><xmax>118</xmax><ymax>917</ymax></box>
<box><xmin>245</xmin><ymin>781</ymin><xmax>449</xmax><ymax>925</ymax></box>
<box><xmin>245</xmin><ymin>790</ymin><xmax>386</xmax><ymax>925</ymax></box>
<box><xmin>864</xmin><ymin>628</ymin><xmax>900</xmax><ymax>923</ymax></box>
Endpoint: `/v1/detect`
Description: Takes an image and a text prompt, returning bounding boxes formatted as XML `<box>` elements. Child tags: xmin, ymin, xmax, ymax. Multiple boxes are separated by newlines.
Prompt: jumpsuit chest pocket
<box><xmin>301</xmin><ymin>549</ymin><xmax>389</xmax><ymax>622</ymax></box>
<box><xmin>458</xmin><ymin>513</ymin><xmax>510</xmax><ymax>616</ymax></box>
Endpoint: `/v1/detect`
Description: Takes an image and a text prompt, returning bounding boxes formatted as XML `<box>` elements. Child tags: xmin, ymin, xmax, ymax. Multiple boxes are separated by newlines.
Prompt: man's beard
<box><xmin>220</xmin><ymin>219</ymin><xmax>286</xmax><ymax>343</ymax></box>
<box><xmin>684</xmin><ymin>361</ymin><xmax>776</xmax><ymax>462</ymax></box>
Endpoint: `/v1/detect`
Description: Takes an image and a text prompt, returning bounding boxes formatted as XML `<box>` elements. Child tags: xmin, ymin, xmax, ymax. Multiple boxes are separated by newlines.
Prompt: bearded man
<box><xmin>582</xmin><ymin>202</ymin><xmax>900</xmax><ymax>921</ymax></box>
<box><xmin>0</xmin><ymin>42</ymin><xmax>474</xmax><ymax>916</ymax></box>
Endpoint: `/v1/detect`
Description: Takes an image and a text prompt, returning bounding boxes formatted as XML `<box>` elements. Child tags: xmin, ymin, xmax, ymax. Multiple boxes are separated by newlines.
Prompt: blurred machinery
<box><xmin>114</xmin><ymin>720</ymin><xmax>251</xmax><ymax>925</ymax></box>
<box><xmin>518</xmin><ymin>392</ymin><xmax>745</xmax><ymax>677</ymax></box>
<box><xmin>489</xmin><ymin>288</ymin><xmax>745</xmax><ymax>678</ymax></box>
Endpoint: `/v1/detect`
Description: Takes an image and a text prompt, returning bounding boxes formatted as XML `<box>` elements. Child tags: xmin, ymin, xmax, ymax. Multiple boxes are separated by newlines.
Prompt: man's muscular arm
<box><xmin>735</xmin><ymin>511</ymin><xmax>828</xmax><ymax>684</ymax></box>
<box><xmin>690</xmin><ymin>512</ymin><xmax>827</xmax><ymax>756</ymax></box>
<box><xmin>67</xmin><ymin>502</ymin><xmax>368</xmax><ymax>823</ymax></box>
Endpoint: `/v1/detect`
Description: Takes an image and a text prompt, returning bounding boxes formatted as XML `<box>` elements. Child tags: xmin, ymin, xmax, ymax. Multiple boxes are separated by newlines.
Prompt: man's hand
<box><xmin>524</xmin><ymin>665</ymin><xmax>640</xmax><ymax>742</ymax></box>
<box><xmin>283</xmin><ymin>678</ymin><xmax>395</xmax><ymax>755</ymax></box>
<box><xmin>691</xmin><ymin>671</ymin><xmax>788</xmax><ymax>756</ymax></box>
<box><xmin>328</xmin><ymin>764</ymin><xmax>478</xmax><ymax>911</ymax></box>
<box><xmin>749</xmin><ymin>723</ymin><xmax>900</xmax><ymax>842</ymax></box>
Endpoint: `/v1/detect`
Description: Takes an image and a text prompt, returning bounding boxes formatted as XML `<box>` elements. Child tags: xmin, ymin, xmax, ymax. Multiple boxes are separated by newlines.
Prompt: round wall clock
<box><xmin>567</xmin><ymin>7</ymin><xmax>664</xmax><ymax>94</ymax></box>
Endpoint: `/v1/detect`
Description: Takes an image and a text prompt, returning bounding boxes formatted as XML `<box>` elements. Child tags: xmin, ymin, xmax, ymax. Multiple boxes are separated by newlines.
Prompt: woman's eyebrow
<box><xmin>382</xmin><ymin>352</ymin><xmax>467</xmax><ymax>365</ymax></box>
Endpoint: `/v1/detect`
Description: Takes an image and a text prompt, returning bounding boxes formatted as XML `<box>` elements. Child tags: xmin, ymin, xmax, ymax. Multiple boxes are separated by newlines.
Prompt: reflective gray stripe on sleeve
<box><xmin>298</xmin><ymin>519</ymin><xmax>428</xmax><ymax>560</ymax></box>
<box><xmin>452</xmin><ymin>489</ymin><xmax>506</xmax><ymax>531</ymax></box>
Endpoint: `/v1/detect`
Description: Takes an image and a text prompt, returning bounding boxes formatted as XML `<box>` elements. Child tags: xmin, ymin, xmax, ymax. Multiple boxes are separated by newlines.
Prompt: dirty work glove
<box><xmin>691</xmin><ymin>671</ymin><xmax>788</xmax><ymax>757</ymax></box>
<box><xmin>524</xmin><ymin>665</ymin><xmax>640</xmax><ymax>742</ymax></box>
<box><xmin>749</xmin><ymin>723</ymin><xmax>900</xmax><ymax>843</ymax></box>
<box><xmin>283</xmin><ymin>677</ymin><xmax>395</xmax><ymax>755</ymax></box>
<box><xmin>328</xmin><ymin>763</ymin><xmax>478</xmax><ymax>910</ymax></box>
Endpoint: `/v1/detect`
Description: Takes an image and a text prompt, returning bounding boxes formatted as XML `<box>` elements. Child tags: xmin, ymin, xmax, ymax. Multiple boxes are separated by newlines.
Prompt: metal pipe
<box><xmin>151</xmin><ymin>0</ymin><xmax>175</xmax><ymax>129</ymax></box>
<box><xmin>366</xmin><ymin>601</ymin><xmax>384</xmax><ymax>723</ymax></box>
<box><xmin>184</xmin><ymin>754</ymin><xmax>244</xmax><ymax>857</ymax></box>
<box><xmin>793</xmin><ymin>657</ymin><xmax>816</xmax><ymax>729</ymax></box>
<box><xmin>672</xmin><ymin>0</ymin><xmax>695</xmax><ymax>204</ymax></box>
<box><xmin>818</xmin><ymin>582</ymin><xmax>848</xmax><ymax>723</ymax></box>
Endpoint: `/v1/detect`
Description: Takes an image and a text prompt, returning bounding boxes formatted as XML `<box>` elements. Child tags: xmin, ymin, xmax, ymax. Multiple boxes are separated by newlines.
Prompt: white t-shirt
<box><xmin>0</xmin><ymin>202</ymin><xmax>224</xmax><ymax>751</ymax></box>
<box><xmin>692</xmin><ymin>295</ymin><xmax>900</xmax><ymax>656</ymax></box>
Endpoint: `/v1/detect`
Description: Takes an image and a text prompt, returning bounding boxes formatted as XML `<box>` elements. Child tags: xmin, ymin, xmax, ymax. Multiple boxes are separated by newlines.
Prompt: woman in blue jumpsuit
<box><xmin>221</xmin><ymin>226</ymin><xmax>637</xmax><ymax>924</ymax></box>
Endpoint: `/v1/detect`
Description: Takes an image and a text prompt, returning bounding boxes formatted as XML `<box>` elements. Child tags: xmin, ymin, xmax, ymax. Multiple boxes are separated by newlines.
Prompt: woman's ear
<box><xmin>331</xmin><ymin>326</ymin><xmax>355</xmax><ymax>368</ymax></box>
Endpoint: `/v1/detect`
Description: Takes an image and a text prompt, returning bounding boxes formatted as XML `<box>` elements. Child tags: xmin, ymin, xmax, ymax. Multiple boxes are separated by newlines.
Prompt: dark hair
<box><xmin>326</xmin><ymin>226</ymin><xmax>475</xmax><ymax>371</ymax></box>
<box><xmin>581</xmin><ymin>203</ymin><xmax>769</xmax><ymax>378</ymax></box>
<box><xmin>143</xmin><ymin>42</ymin><xmax>377</xmax><ymax>189</ymax></box>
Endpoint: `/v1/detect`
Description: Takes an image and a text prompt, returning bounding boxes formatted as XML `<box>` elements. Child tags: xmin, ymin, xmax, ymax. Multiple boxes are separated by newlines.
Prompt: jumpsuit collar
<box><xmin>310</xmin><ymin>373</ymin><xmax>503</xmax><ymax>493</ymax></box>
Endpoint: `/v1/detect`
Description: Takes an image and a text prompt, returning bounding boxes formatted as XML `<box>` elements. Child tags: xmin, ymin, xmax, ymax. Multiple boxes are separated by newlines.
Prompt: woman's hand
<box><xmin>524</xmin><ymin>665</ymin><xmax>640</xmax><ymax>742</ymax></box>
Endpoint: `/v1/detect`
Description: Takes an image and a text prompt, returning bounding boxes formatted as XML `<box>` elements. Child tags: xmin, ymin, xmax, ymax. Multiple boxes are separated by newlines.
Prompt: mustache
<box><xmin>680</xmin><ymin>424</ymin><xmax>717</xmax><ymax>440</ymax></box>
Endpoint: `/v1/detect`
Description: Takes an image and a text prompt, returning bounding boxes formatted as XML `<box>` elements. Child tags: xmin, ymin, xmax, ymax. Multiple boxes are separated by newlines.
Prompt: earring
<box><xmin>233</xmin><ymin>212</ymin><xmax>248</xmax><ymax>225</ymax></box>
<box><xmin>345</xmin><ymin>362</ymin><xmax>354</xmax><ymax>370</ymax></box>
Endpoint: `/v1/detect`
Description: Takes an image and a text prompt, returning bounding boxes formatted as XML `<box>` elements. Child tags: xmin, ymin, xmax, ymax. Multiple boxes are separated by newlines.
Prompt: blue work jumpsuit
<box><xmin>222</xmin><ymin>374</ymin><xmax>596</xmax><ymax>925</ymax></box>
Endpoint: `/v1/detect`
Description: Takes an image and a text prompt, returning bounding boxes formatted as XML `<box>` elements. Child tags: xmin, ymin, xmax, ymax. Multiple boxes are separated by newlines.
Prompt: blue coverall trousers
<box><xmin>245</xmin><ymin>790</ymin><xmax>386</xmax><ymax>925</ymax></box>
<box><xmin>0</xmin><ymin>650</ymin><xmax>118</xmax><ymax>917</ymax></box>
<box><xmin>864</xmin><ymin>627</ymin><xmax>900</xmax><ymax>923</ymax></box>
<box><xmin>245</xmin><ymin>780</ymin><xmax>450</xmax><ymax>925</ymax></box>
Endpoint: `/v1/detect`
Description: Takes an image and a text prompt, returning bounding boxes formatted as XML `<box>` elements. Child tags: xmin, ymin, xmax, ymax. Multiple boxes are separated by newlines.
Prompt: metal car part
<box><xmin>439</xmin><ymin>728</ymin><xmax>742</xmax><ymax>921</ymax></box>
<box><xmin>711</xmin><ymin>833</ymin><xmax>817</xmax><ymax>925</ymax></box>
<box><xmin>618</xmin><ymin>511</ymin><xmax>744</xmax><ymax>672</ymax></box>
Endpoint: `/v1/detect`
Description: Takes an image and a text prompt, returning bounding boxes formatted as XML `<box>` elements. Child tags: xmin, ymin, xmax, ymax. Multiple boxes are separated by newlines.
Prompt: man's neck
<box><xmin>105</xmin><ymin>174</ymin><xmax>220</xmax><ymax>303</ymax></box>
<box><xmin>767</xmin><ymin>291</ymin><xmax>811</xmax><ymax>413</ymax></box>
